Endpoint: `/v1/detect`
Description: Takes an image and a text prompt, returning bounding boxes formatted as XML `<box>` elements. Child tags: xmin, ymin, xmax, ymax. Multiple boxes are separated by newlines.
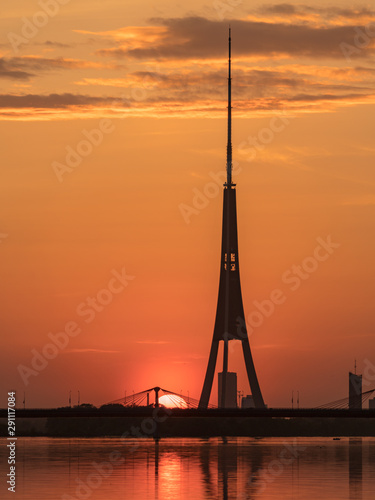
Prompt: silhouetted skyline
<box><xmin>1</xmin><ymin>0</ymin><xmax>375</xmax><ymax>409</ymax></box>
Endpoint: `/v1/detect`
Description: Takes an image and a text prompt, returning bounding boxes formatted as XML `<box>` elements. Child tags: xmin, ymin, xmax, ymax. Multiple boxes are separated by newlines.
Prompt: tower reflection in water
<box><xmin>349</xmin><ymin>438</ymin><xmax>363</xmax><ymax>500</ymax></box>
<box><xmin>151</xmin><ymin>438</ymin><xmax>266</xmax><ymax>500</ymax></box>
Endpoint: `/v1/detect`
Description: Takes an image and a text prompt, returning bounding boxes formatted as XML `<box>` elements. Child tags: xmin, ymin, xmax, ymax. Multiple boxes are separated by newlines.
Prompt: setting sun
<box><xmin>159</xmin><ymin>395</ymin><xmax>188</xmax><ymax>409</ymax></box>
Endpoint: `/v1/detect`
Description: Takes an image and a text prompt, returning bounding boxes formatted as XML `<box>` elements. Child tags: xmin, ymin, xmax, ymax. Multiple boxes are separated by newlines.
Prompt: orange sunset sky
<box><xmin>1</xmin><ymin>0</ymin><xmax>375</xmax><ymax>408</ymax></box>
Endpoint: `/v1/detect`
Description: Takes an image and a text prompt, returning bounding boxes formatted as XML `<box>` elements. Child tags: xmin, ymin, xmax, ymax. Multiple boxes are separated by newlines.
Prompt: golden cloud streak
<box><xmin>1</xmin><ymin>94</ymin><xmax>374</xmax><ymax>121</ymax></box>
<box><xmin>75</xmin><ymin>26</ymin><xmax>168</xmax><ymax>49</ymax></box>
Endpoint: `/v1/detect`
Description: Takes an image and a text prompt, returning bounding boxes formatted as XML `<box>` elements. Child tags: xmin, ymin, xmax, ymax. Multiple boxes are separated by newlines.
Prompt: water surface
<box><xmin>1</xmin><ymin>437</ymin><xmax>374</xmax><ymax>499</ymax></box>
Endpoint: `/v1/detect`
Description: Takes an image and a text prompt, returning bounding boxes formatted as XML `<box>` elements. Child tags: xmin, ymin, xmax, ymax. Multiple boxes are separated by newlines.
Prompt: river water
<box><xmin>1</xmin><ymin>437</ymin><xmax>374</xmax><ymax>499</ymax></box>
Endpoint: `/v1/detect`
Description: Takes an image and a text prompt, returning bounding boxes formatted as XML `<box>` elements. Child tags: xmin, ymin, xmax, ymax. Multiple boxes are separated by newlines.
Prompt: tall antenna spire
<box><xmin>226</xmin><ymin>26</ymin><xmax>232</xmax><ymax>187</ymax></box>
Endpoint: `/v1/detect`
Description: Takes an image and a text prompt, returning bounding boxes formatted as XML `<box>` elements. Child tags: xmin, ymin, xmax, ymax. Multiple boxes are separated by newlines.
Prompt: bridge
<box><xmin>2</xmin><ymin>386</ymin><xmax>375</xmax><ymax>438</ymax></box>
<box><xmin>1</xmin><ymin>385</ymin><xmax>374</xmax><ymax>418</ymax></box>
<box><xmin>105</xmin><ymin>386</ymin><xmax>216</xmax><ymax>409</ymax></box>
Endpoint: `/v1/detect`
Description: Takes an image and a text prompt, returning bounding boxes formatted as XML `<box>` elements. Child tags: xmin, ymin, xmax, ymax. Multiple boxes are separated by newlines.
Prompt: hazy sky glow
<box><xmin>1</xmin><ymin>1</ymin><xmax>375</xmax><ymax>408</ymax></box>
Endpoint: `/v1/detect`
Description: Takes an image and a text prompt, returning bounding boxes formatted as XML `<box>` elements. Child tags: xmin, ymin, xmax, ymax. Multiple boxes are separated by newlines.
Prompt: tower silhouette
<box><xmin>199</xmin><ymin>29</ymin><xmax>265</xmax><ymax>409</ymax></box>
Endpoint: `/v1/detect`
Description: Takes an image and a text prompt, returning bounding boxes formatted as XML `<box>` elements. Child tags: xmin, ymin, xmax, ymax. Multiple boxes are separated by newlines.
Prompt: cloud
<box><xmin>0</xmin><ymin>88</ymin><xmax>373</xmax><ymax>122</ymax></box>
<box><xmin>249</xmin><ymin>4</ymin><xmax>375</xmax><ymax>28</ymax></box>
<box><xmin>7</xmin><ymin>56</ymin><xmax>120</xmax><ymax>71</ymax></box>
<box><xmin>0</xmin><ymin>58</ymin><xmax>34</xmax><ymax>80</ymax></box>
<box><xmin>96</xmin><ymin>16</ymin><xmax>375</xmax><ymax>60</ymax></box>
<box><xmin>259</xmin><ymin>4</ymin><xmax>375</xmax><ymax>20</ymax></box>
<box><xmin>261</xmin><ymin>4</ymin><xmax>299</xmax><ymax>15</ymax></box>
<box><xmin>64</xmin><ymin>348</ymin><xmax>121</xmax><ymax>353</ymax></box>
<box><xmin>72</xmin><ymin>65</ymin><xmax>372</xmax><ymax>110</ymax></box>
<box><xmin>0</xmin><ymin>93</ymin><xmax>131</xmax><ymax>120</ymax></box>
<box><xmin>37</xmin><ymin>40</ymin><xmax>72</xmax><ymax>48</ymax></box>
<box><xmin>136</xmin><ymin>340</ymin><xmax>170</xmax><ymax>344</ymax></box>
<box><xmin>254</xmin><ymin>343</ymin><xmax>313</xmax><ymax>351</ymax></box>
<box><xmin>0</xmin><ymin>93</ymin><xmax>127</xmax><ymax>109</ymax></box>
<box><xmin>0</xmin><ymin>56</ymin><xmax>125</xmax><ymax>84</ymax></box>
<box><xmin>1</xmin><ymin>12</ymin><xmax>374</xmax><ymax>120</ymax></box>
<box><xmin>33</xmin><ymin>38</ymin><xmax>108</xmax><ymax>49</ymax></box>
<box><xmin>127</xmin><ymin>67</ymin><xmax>372</xmax><ymax>95</ymax></box>
<box><xmin>285</xmin><ymin>92</ymin><xmax>371</xmax><ymax>103</ymax></box>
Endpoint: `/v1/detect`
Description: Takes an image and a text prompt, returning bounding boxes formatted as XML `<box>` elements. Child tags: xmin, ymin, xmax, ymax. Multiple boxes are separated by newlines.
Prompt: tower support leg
<box><xmin>199</xmin><ymin>340</ymin><xmax>219</xmax><ymax>409</ymax></box>
<box><xmin>242</xmin><ymin>338</ymin><xmax>265</xmax><ymax>408</ymax></box>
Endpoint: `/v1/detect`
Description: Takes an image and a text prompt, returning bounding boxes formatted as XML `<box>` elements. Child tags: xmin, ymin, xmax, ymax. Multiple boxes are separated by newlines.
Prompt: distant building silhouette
<box><xmin>241</xmin><ymin>395</ymin><xmax>255</xmax><ymax>409</ymax></box>
<box><xmin>349</xmin><ymin>372</ymin><xmax>362</xmax><ymax>409</ymax></box>
<box><xmin>218</xmin><ymin>372</ymin><xmax>237</xmax><ymax>408</ymax></box>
